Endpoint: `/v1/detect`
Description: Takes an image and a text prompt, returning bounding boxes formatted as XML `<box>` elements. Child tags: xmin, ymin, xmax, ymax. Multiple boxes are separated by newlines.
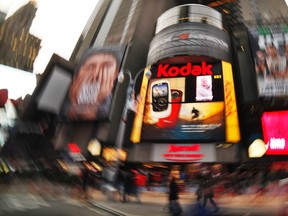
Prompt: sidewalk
<box><xmin>1</xmin><ymin>179</ymin><xmax>286</xmax><ymax>216</ymax></box>
<box><xmin>87</xmin><ymin>187</ymin><xmax>287</xmax><ymax>216</ymax></box>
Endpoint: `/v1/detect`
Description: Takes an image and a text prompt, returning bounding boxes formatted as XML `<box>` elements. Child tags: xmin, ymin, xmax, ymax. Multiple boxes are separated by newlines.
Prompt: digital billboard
<box><xmin>261</xmin><ymin>111</ymin><xmax>288</xmax><ymax>155</ymax></box>
<box><xmin>131</xmin><ymin>61</ymin><xmax>240</xmax><ymax>143</ymax></box>
<box><xmin>249</xmin><ymin>24</ymin><xmax>288</xmax><ymax>97</ymax></box>
<box><xmin>61</xmin><ymin>46</ymin><xmax>126</xmax><ymax>121</ymax></box>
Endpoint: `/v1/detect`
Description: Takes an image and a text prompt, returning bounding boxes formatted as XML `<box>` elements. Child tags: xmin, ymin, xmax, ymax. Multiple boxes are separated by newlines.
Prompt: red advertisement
<box><xmin>262</xmin><ymin>111</ymin><xmax>288</xmax><ymax>155</ymax></box>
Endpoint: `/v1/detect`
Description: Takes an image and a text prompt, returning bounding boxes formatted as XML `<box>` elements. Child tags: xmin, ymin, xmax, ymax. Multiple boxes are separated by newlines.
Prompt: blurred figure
<box><xmin>121</xmin><ymin>169</ymin><xmax>134</xmax><ymax>202</ymax></box>
<box><xmin>147</xmin><ymin>172</ymin><xmax>152</xmax><ymax>191</ymax></box>
<box><xmin>169</xmin><ymin>176</ymin><xmax>179</xmax><ymax>202</ymax></box>
<box><xmin>200</xmin><ymin>172</ymin><xmax>219</xmax><ymax>213</ymax></box>
<box><xmin>169</xmin><ymin>176</ymin><xmax>183</xmax><ymax>216</ymax></box>
<box><xmin>191</xmin><ymin>107</ymin><xmax>200</xmax><ymax>119</ymax></box>
<box><xmin>255</xmin><ymin>50</ymin><xmax>271</xmax><ymax>79</ymax></box>
<box><xmin>265</xmin><ymin>44</ymin><xmax>286</xmax><ymax>79</ymax></box>
<box><xmin>81</xmin><ymin>164</ymin><xmax>91</xmax><ymax>200</ymax></box>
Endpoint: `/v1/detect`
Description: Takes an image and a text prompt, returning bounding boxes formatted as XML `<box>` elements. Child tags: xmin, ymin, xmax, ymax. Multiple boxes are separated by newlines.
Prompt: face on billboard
<box><xmin>62</xmin><ymin>46</ymin><xmax>124</xmax><ymax>121</ymax></box>
<box><xmin>250</xmin><ymin>25</ymin><xmax>288</xmax><ymax>97</ymax></box>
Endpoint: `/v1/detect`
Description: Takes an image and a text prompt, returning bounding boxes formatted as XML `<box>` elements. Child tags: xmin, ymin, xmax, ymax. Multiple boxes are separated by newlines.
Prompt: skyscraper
<box><xmin>0</xmin><ymin>1</ymin><xmax>41</xmax><ymax>72</ymax></box>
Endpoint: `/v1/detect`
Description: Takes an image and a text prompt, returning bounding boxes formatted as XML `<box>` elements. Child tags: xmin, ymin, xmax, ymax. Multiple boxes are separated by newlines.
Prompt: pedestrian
<box><xmin>201</xmin><ymin>174</ymin><xmax>219</xmax><ymax>213</ymax></box>
<box><xmin>132</xmin><ymin>169</ymin><xmax>143</xmax><ymax>203</ymax></box>
<box><xmin>122</xmin><ymin>169</ymin><xmax>134</xmax><ymax>202</ymax></box>
<box><xmin>81</xmin><ymin>164</ymin><xmax>91</xmax><ymax>200</ymax></box>
<box><xmin>168</xmin><ymin>175</ymin><xmax>183</xmax><ymax>216</ymax></box>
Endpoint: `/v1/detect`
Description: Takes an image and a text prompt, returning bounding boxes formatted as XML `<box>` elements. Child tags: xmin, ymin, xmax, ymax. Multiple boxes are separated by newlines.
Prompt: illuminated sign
<box><xmin>102</xmin><ymin>147</ymin><xmax>127</xmax><ymax>161</ymax></box>
<box><xmin>157</xmin><ymin>62</ymin><xmax>213</xmax><ymax>77</ymax></box>
<box><xmin>262</xmin><ymin>111</ymin><xmax>288</xmax><ymax>155</ymax></box>
<box><xmin>131</xmin><ymin>61</ymin><xmax>240</xmax><ymax>143</ymax></box>
<box><xmin>162</xmin><ymin>144</ymin><xmax>204</xmax><ymax>162</ymax></box>
<box><xmin>151</xmin><ymin>143</ymin><xmax>216</xmax><ymax>162</ymax></box>
<box><xmin>68</xmin><ymin>143</ymin><xmax>81</xmax><ymax>153</ymax></box>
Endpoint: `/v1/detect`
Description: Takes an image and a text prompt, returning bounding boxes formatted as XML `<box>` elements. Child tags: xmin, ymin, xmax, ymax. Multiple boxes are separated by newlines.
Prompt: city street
<box><xmin>0</xmin><ymin>193</ymin><xmax>116</xmax><ymax>216</ymax></box>
<box><xmin>0</xmin><ymin>180</ymin><xmax>286</xmax><ymax>216</ymax></box>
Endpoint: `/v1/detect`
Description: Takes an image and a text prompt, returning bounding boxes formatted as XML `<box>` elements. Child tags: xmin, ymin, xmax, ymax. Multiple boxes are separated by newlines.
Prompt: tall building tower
<box><xmin>0</xmin><ymin>1</ymin><xmax>41</xmax><ymax>72</ymax></box>
<box><xmin>240</xmin><ymin>0</ymin><xmax>288</xmax><ymax>25</ymax></box>
<box><xmin>70</xmin><ymin>0</ymin><xmax>143</xmax><ymax>63</ymax></box>
<box><xmin>68</xmin><ymin>0</ymin><xmax>247</xmax><ymax>146</ymax></box>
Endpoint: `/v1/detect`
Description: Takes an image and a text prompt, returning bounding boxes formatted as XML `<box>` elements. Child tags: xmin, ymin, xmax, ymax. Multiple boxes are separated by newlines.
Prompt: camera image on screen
<box><xmin>157</xmin><ymin>89</ymin><xmax>183</xmax><ymax>128</ymax></box>
<box><xmin>150</xmin><ymin>80</ymin><xmax>171</xmax><ymax>119</ymax></box>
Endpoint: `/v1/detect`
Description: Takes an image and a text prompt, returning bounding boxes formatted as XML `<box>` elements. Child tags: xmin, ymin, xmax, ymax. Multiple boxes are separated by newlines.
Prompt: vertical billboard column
<box><xmin>130</xmin><ymin>67</ymin><xmax>151</xmax><ymax>143</ymax></box>
<box><xmin>222</xmin><ymin>61</ymin><xmax>240</xmax><ymax>142</ymax></box>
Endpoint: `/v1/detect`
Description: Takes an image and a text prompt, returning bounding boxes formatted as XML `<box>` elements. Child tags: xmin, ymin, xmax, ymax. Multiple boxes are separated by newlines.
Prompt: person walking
<box><xmin>81</xmin><ymin>163</ymin><xmax>91</xmax><ymax>200</ymax></box>
<box><xmin>201</xmin><ymin>173</ymin><xmax>219</xmax><ymax>213</ymax></box>
<box><xmin>168</xmin><ymin>176</ymin><xmax>182</xmax><ymax>216</ymax></box>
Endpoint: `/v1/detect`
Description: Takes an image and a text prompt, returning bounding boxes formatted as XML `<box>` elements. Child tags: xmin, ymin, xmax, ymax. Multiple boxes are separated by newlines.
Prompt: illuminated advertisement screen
<box><xmin>131</xmin><ymin>61</ymin><xmax>240</xmax><ymax>143</ymax></box>
<box><xmin>102</xmin><ymin>147</ymin><xmax>127</xmax><ymax>161</ymax></box>
<box><xmin>261</xmin><ymin>111</ymin><xmax>288</xmax><ymax>155</ymax></box>
<box><xmin>248</xmin><ymin>24</ymin><xmax>288</xmax><ymax>97</ymax></box>
<box><xmin>61</xmin><ymin>46</ymin><xmax>125</xmax><ymax>121</ymax></box>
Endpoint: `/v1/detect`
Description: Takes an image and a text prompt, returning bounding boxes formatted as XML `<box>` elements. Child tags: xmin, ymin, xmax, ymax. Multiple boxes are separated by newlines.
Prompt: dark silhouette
<box><xmin>191</xmin><ymin>107</ymin><xmax>200</xmax><ymax>119</ymax></box>
<box><xmin>169</xmin><ymin>176</ymin><xmax>179</xmax><ymax>202</ymax></box>
<box><xmin>169</xmin><ymin>176</ymin><xmax>182</xmax><ymax>216</ymax></box>
<box><xmin>200</xmin><ymin>173</ymin><xmax>219</xmax><ymax>213</ymax></box>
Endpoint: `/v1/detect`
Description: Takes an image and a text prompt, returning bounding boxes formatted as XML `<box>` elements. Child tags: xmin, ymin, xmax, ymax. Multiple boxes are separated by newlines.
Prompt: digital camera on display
<box><xmin>157</xmin><ymin>89</ymin><xmax>183</xmax><ymax>128</ymax></box>
<box><xmin>150</xmin><ymin>80</ymin><xmax>171</xmax><ymax>119</ymax></box>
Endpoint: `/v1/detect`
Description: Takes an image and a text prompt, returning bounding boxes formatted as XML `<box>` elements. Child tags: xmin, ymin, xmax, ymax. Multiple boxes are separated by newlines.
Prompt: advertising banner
<box><xmin>151</xmin><ymin>143</ymin><xmax>216</xmax><ymax>162</ymax></box>
<box><xmin>249</xmin><ymin>24</ymin><xmax>288</xmax><ymax>97</ymax></box>
<box><xmin>131</xmin><ymin>61</ymin><xmax>240</xmax><ymax>143</ymax></box>
<box><xmin>61</xmin><ymin>46</ymin><xmax>126</xmax><ymax>121</ymax></box>
<box><xmin>261</xmin><ymin>110</ymin><xmax>288</xmax><ymax>155</ymax></box>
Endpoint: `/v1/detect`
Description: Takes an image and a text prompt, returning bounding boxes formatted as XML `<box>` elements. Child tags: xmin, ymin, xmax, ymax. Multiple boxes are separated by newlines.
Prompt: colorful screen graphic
<box><xmin>261</xmin><ymin>111</ymin><xmax>288</xmax><ymax>155</ymax></box>
<box><xmin>131</xmin><ymin>61</ymin><xmax>240</xmax><ymax>143</ymax></box>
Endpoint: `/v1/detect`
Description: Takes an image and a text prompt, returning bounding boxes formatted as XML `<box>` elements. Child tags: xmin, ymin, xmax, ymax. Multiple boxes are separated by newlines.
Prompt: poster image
<box><xmin>138</xmin><ymin>61</ymin><xmax>226</xmax><ymax>142</ymax></box>
<box><xmin>249</xmin><ymin>25</ymin><xmax>288</xmax><ymax>97</ymax></box>
<box><xmin>62</xmin><ymin>46</ymin><xmax>125</xmax><ymax>121</ymax></box>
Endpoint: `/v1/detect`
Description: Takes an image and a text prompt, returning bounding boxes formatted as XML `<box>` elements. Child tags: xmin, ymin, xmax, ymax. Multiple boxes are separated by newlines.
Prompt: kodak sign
<box><xmin>157</xmin><ymin>62</ymin><xmax>213</xmax><ymax>78</ymax></box>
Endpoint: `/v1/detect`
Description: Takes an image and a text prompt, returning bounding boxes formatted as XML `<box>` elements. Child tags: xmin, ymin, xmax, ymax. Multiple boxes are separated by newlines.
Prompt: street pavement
<box><xmin>0</xmin><ymin>180</ymin><xmax>287</xmax><ymax>216</ymax></box>
<box><xmin>87</xmin><ymin>187</ymin><xmax>287</xmax><ymax>216</ymax></box>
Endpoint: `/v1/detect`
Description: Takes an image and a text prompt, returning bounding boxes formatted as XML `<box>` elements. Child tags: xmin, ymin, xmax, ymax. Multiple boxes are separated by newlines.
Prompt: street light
<box><xmin>112</xmin><ymin>67</ymin><xmax>152</xmax><ymax>185</ymax></box>
<box><xmin>117</xmin><ymin>68</ymin><xmax>152</xmax><ymax>115</ymax></box>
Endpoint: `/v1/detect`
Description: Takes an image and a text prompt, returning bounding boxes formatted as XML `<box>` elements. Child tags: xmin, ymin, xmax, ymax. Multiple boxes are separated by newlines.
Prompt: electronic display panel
<box><xmin>261</xmin><ymin>111</ymin><xmax>288</xmax><ymax>155</ymax></box>
<box><xmin>131</xmin><ymin>61</ymin><xmax>240</xmax><ymax>143</ymax></box>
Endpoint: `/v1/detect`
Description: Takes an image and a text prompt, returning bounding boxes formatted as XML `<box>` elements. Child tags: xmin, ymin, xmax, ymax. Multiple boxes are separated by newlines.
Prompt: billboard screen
<box><xmin>61</xmin><ymin>46</ymin><xmax>125</xmax><ymax>121</ymax></box>
<box><xmin>261</xmin><ymin>111</ymin><xmax>288</xmax><ymax>155</ymax></box>
<box><xmin>131</xmin><ymin>61</ymin><xmax>240</xmax><ymax>143</ymax></box>
<box><xmin>249</xmin><ymin>24</ymin><xmax>288</xmax><ymax>97</ymax></box>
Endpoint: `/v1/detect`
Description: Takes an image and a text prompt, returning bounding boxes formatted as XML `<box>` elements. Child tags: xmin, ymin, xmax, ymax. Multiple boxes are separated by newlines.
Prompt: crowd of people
<box><xmin>1</xmin><ymin>160</ymin><xmax>287</xmax><ymax>216</ymax></box>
